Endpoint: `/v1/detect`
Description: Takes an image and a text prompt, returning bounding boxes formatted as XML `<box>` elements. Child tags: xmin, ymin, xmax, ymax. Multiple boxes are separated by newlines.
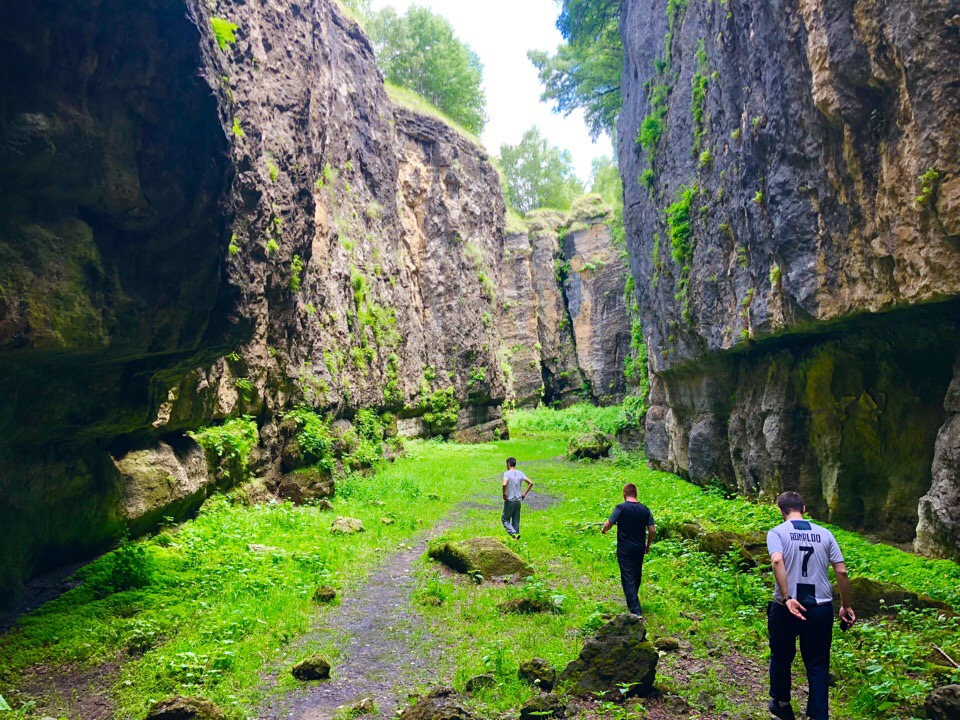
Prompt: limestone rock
<box><xmin>399</xmin><ymin>687</ymin><xmax>474</xmax><ymax>720</ymax></box>
<box><xmin>331</xmin><ymin>517</ymin><xmax>365</xmax><ymax>535</ymax></box>
<box><xmin>499</xmin><ymin>598</ymin><xmax>556</xmax><ymax>615</ymax></box>
<box><xmin>291</xmin><ymin>656</ymin><xmax>331</xmax><ymax>681</ymax></box>
<box><xmin>519</xmin><ymin>693</ymin><xmax>565</xmax><ymax>720</ymax></box>
<box><xmin>832</xmin><ymin>578</ymin><xmax>952</xmax><ymax>618</ymax></box>
<box><xmin>349</xmin><ymin>697</ymin><xmax>375</xmax><ymax>715</ymax></box>
<box><xmin>274</xmin><ymin>468</ymin><xmax>335</xmax><ymax>505</ymax></box>
<box><xmin>697</xmin><ymin>531</ymin><xmax>769</xmax><ymax>568</ymax></box>
<box><xmin>312</xmin><ymin>586</ymin><xmax>337</xmax><ymax>604</ymax></box>
<box><xmin>464</xmin><ymin>674</ymin><xmax>495</xmax><ymax>693</ymax></box>
<box><xmin>566</xmin><ymin>431</ymin><xmax>612</xmax><ymax>461</ymax></box>
<box><xmin>925</xmin><ymin>685</ymin><xmax>960</xmax><ymax>720</ymax></box>
<box><xmin>558</xmin><ymin>613</ymin><xmax>658</xmax><ymax>697</ymax></box>
<box><xmin>145</xmin><ymin>696</ymin><xmax>226</xmax><ymax>719</ymax></box>
<box><xmin>518</xmin><ymin>658</ymin><xmax>556</xmax><ymax>691</ymax></box>
<box><xmin>427</xmin><ymin>537</ymin><xmax>533</xmax><ymax>580</ymax></box>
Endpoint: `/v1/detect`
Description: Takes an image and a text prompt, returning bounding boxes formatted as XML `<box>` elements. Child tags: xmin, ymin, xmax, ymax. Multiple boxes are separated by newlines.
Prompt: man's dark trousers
<box><xmin>768</xmin><ymin>601</ymin><xmax>833</xmax><ymax>720</ymax></box>
<box><xmin>617</xmin><ymin>548</ymin><xmax>645</xmax><ymax>615</ymax></box>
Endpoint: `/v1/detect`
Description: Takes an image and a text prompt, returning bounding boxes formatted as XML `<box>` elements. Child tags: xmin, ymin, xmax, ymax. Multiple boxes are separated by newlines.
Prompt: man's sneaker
<box><xmin>768</xmin><ymin>699</ymin><xmax>795</xmax><ymax>720</ymax></box>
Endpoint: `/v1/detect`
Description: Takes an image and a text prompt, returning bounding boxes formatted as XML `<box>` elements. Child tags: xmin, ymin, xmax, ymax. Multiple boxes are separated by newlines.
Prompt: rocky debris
<box><xmin>145</xmin><ymin>696</ymin><xmax>226</xmax><ymax>719</ymax></box>
<box><xmin>312</xmin><ymin>586</ymin><xmax>337</xmax><ymax>604</ymax></box>
<box><xmin>399</xmin><ymin>687</ymin><xmax>474</xmax><ymax>720</ymax></box>
<box><xmin>833</xmin><ymin>578</ymin><xmax>952</xmax><ymax>618</ymax></box>
<box><xmin>464</xmin><ymin>674</ymin><xmax>495</xmax><ymax>693</ymax></box>
<box><xmin>291</xmin><ymin>656</ymin><xmax>331</xmax><ymax>681</ymax></box>
<box><xmin>653</xmin><ymin>637</ymin><xmax>680</xmax><ymax>652</ymax></box>
<box><xmin>348</xmin><ymin>697</ymin><xmax>376</xmax><ymax>715</ymax></box>
<box><xmin>918</xmin><ymin>363</ymin><xmax>960</xmax><ymax>561</ymax></box>
<box><xmin>697</xmin><ymin>531</ymin><xmax>769</xmax><ymax>568</ymax></box>
<box><xmin>662</xmin><ymin>695</ymin><xmax>691</xmax><ymax>715</ymax></box>
<box><xmin>566</xmin><ymin>431</ymin><xmax>613</xmax><ymax>461</ymax></box>
<box><xmin>518</xmin><ymin>658</ymin><xmax>556</xmax><ymax>691</ymax></box>
<box><xmin>519</xmin><ymin>693</ymin><xmax>565</xmax><ymax>720</ymax></box>
<box><xmin>382</xmin><ymin>517</ymin><xmax>395</xmax><ymax>525</ymax></box>
<box><xmin>427</xmin><ymin>537</ymin><xmax>533</xmax><ymax>580</ymax></box>
<box><xmin>248</xmin><ymin>544</ymin><xmax>283</xmax><ymax>554</ymax></box>
<box><xmin>925</xmin><ymin>685</ymin><xmax>960</xmax><ymax>720</ymax></box>
<box><xmin>558</xmin><ymin>613</ymin><xmax>658</xmax><ymax>697</ymax></box>
<box><xmin>317</xmin><ymin>499</ymin><xmax>334</xmax><ymax>511</ymax></box>
<box><xmin>695</xmin><ymin>690</ymin><xmax>716</xmax><ymax>711</ymax></box>
<box><xmin>499</xmin><ymin>598</ymin><xmax>556</xmax><ymax>615</ymax></box>
<box><xmin>229</xmin><ymin>479</ymin><xmax>274</xmax><ymax>506</ymax></box>
<box><xmin>331</xmin><ymin>517</ymin><xmax>365</xmax><ymax>535</ymax></box>
<box><xmin>273</xmin><ymin>468</ymin><xmax>335</xmax><ymax>505</ymax></box>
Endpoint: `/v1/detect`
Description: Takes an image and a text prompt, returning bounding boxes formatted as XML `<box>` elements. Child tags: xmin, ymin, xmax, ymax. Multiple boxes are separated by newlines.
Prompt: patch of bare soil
<box><xmin>13</xmin><ymin>658</ymin><xmax>121</xmax><ymax>720</ymax></box>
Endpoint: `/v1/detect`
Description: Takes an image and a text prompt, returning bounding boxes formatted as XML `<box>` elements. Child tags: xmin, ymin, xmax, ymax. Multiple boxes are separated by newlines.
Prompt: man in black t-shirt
<box><xmin>602</xmin><ymin>483</ymin><xmax>656</xmax><ymax>616</ymax></box>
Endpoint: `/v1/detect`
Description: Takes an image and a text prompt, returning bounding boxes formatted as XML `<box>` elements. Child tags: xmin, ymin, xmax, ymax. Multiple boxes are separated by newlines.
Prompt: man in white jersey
<box><xmin>766</xmin><ymin>491</ymin><xmax>856</xmax><ymax>720</ymax></box>
<box><xmin>501</xmin><ymin>457</ymin><xmax>533</xmax><ymax>539</ymax></box>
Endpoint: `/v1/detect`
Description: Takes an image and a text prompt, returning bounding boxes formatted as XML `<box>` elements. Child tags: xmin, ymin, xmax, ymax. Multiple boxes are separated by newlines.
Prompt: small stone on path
<box><xmin>291</xmin><ymin>656</ymin><xmax>331</xmax><ymax>681</ymax></box>
<box><xmin>312</xmin><ymin>586</ymin><xmax>338</xmax><ymax>604</ymax></box>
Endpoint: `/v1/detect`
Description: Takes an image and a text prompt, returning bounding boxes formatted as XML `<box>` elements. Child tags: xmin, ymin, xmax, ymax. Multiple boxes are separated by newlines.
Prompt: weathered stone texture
<box><xmin>619</xmin><ymin>0</ymin><xmax>960</xmax><ymax>556</ymax></box>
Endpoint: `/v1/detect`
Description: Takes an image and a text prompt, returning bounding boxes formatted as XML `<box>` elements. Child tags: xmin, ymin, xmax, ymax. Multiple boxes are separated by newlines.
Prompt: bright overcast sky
<box><xmin>369</xmin><ymin>0</ymin><xmax>614</xmax><ymax>183</ymax></box>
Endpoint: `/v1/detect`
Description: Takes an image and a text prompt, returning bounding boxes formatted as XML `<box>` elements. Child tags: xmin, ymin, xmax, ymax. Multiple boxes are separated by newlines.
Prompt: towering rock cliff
<box><xmin>619</xmin><ymin>0</ymin><xmax>960</xmax><ymax>557</ymax></box>
<box><xmin>499</xmin><ymin>198</ymin><xmax>633</xmax><ymax>408</ymax></box>
<box><xmin>0</xmin><ymin>0</ymin><xmax>507</xmax><ymax>602</ymax></box>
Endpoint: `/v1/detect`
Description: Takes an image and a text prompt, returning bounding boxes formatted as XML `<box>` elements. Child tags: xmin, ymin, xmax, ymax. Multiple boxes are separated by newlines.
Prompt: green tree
<box><xmin>498</xmin><ymin>127</ymin><xmax>585</xmax><ymax>214</ymax></box>
<box><xmin>367</xmin><ymin>5</ymin><xmax>487</xmax><ymax>134</ymax></box>
<box><xmin>589</xmin><ymin>155</ymin><xmax>622</xmax><ymax>208</ymax></box>
<box><xmin>528</xmin><ymin>0</ymin><xmax>621</xmax><ymax>140</ymax></box>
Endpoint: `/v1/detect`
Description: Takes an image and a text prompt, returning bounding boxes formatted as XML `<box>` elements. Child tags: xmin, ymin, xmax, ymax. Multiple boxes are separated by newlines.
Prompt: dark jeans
<box><xmin>617</xmin><ymin>549</ymin><xmax>645</xmax><ymax>615</ymax></box>
<box><xmin>768</xmin><ymin>600</ymin><xmax>834</xmax><ymax>720</ymax></box>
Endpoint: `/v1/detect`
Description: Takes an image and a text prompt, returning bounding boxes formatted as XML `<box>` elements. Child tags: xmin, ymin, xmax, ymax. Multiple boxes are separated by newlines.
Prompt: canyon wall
<box><xmin>0</xmin><ymin>0</ymin><xmax>507</xmax><ymax>602</ymax></box>
<box><xmin>619</xmin><ymin>0</ymin><xmax>960</xmax><ymax>556</ymax></box>
<box><xmin>500</xmin><ymin>198</ymin><xmax>633</xmax><ymax>408</ymax></box>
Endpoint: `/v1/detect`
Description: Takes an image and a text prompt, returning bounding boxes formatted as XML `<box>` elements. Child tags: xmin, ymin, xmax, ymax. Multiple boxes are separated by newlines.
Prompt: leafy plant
<box><xmin>189</xmin><ymin>416</ymin><xmax>259</xmax><ymax>483</ymax></box>
<box><xmin>232</xmin><ymin>117</ymin><xmax>245</xmax><ymax>138</ymax></box>
<box><xmin>266</xmin><ymin>238</ymin><xmax>280</xmax><ymax>256</ymax></box>
<box><xmin>915</xmin><ymin>168</ymin><xmax>940</xmax><ymax>207</ymax></box>
<box><xmin>211</xmin><ymin>17</ymin><xmax>239</xmax><ymax>51</ymax></box>
<box><xmin>267</xmin><ymin>160</ymin><xmax>280</xmax><ymax>183</ymax></box>
<box><xmin>421</xmin><ymin>387</ymin><xmax>460</xmax><ymax>436</ymax></box>
<box><xmin>289</xmin><ymin>254</ymin><xmax>304</xmax><ymax>292</ymax></box>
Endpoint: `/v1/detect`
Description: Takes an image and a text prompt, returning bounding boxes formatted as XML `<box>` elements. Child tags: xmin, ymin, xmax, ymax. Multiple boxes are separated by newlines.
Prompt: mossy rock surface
<box><xmin>464</xmin><ymin>674</ymin><xmax>495</xmax><ymax>692</ymax></box>
<box><xmin>427</xmin><ymin>537</ymin><xmax>533</xmax><ymax>580</ymax></box>
<box><xmin>291</xmin><ymin>655</ymin><xmax>331</xmax><ymax>681</ymax></box>
<box><xmin>275</xmin><ymin>467</ymin><xmax>334</xmax><ymax>505</ymax></box>
<box><xmin>399</xmin><ymin>687</ymin><xmax>475</xmax><ymax>720</ymax></box>
<box><xmin>833</xmin><ymin>577</ymin><xmax>953</xmax><ymax>618</ymax></box>
<box><xmin>558</xmin><ymin>613</ymin><xmax>658</xmax><ymax>697</ymax></box>
<box><xmin>312</xmin><ymin>585</ymin><xmax>337</xmax><ymax>604</ymax></box>
<box><xmin>566</xmin><ymin>431</ymin><xmax>612</xmax><ymax>461</ymax></box>
<box><xmin>145</xmin><ymin>696</ymin><xmax>226</xmax><ymax>719</ymax></box>
<box><xmin>518</xmin><ymin>657</ymin><xmax>557</xmax><ymax>691</ymax></box>
<box><xmin>330</xmin><ymin>516</ymin><xmax>365</xmax><ymax>535</ymax></box>
<box><xmin>925</xmin><ymin>684</ymin><xmax>960</xmax><ymax>720</ymax></box>
<box><xmin>499</xmin><ymin>597</ymin><xmax>555</xmax><ymax>615</ymax></box>
<box><xmin>519</xmin><ymin>693</ymin><xmax>565</xmax><ymax>720</ymax></box>
<box><xmin>697</xmin><ymin>530</ymin><xmax>768</xmax><ymax>567</ymax></box>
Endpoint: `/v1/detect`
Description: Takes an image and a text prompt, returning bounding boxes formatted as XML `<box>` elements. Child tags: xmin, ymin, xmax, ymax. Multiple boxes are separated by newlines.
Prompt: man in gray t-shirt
<box><xmin>501</xmin><ymin>457</ymin><xmax>533</xmax><ymax>539</ymax></box>
<box><xmin>765</xmin><ymin>492</ymin><xmax>856</xmax><ymax>720</ymax></box>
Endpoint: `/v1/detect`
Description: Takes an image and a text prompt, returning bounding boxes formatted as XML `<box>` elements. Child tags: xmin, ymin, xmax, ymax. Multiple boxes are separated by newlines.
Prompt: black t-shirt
<box><xmin>608</xmin><ymin>501</ymin><xmax>654</xmax><ymax>553</ymax></box>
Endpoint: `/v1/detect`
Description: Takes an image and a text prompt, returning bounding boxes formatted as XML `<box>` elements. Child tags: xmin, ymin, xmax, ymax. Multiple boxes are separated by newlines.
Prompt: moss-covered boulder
<box><xmin>499</xmin><ymin>597</ymin><xmax>556</xmax><ymax>615</ymax></box>
<box><xmin>291</xmin><ymin>655</ymin><xmax>331</xmax><ymax>681</ymax></box>
<box><xmin>925</xmin><ymin>684</ymin><xmax>960</xmax><ymax>720</ymax></box>
<box><xmin>518</xmin><ymin>657</ymin><xmax>557</xmax><ymax>691</ymax></box>
<box><xmin>832</xmin><ymin>578</ymin><xmax>953</xmax><ymax>618</ymax></box>
<box><xmin>464</xmin><ymin>674</ymin><xmax>495</xmax><ymax>692</ymax></box>
<box><xmin>558</xmin><ymin>613</ymin><xmax>658</xmax><ymax>697</ymax></box>
<box><xmin>697</xmin><ymin>531</ymin><xmax>769</xmax><ymax>568</ymax></box>
<box><xmin>519</xmin><ymin>693</ymin><xmax>566</xmax><ymax>720</ymax></box>
<box><xmin>566</xmin><ymin>431</ymin><xmax>612</xmax><ymax>461</ymax></box>
<box><xmin>427</xmin><ymin>537</ymin><xmax>533</xmax><ymax>580</ymax></box>
<box><xmin>275</xmin><ymin>467</ymin><xmax>335</xmax><ymax>505</ymax></box>
<box><xmin>399</xmin><ymin>687</ymin><xmax>475</xmax><ymax>720</ymax></box>
<box><xmin>331</xmin><ymin>516</ymin><xmax>365</xmax><ymax>535</ymax></box>
<box><xmin>145</xmin><ymin>696</ymin><xmax>226</xmax><ymax>719</ymax></box>
<box><xmin>312</xmin><ymin>585</ymin><xmax>337</xmax><ymax>604</ymax></box>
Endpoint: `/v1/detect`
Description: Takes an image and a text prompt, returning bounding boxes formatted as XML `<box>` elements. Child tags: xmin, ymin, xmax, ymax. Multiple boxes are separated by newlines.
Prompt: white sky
<box><xmin>369</xmin><ymin>0</ymin><xmax>614</xmax><ymax>183</ymax></box>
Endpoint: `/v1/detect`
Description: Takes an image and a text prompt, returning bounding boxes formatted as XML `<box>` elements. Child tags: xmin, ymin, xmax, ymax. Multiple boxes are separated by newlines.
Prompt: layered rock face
<box><xmin>619</xmin><ymin>0</ymin><xmax>960</xmax><ymax>556</ymax></box>
<box><xmin>500</xmin><ymin>200</ymin><xmax>632</xmax><ymax>407</ymax></box>
<box><xmin>0</xmin><ymin>0</ymin><xmax>507</xmax><ymax>601</ymax></box>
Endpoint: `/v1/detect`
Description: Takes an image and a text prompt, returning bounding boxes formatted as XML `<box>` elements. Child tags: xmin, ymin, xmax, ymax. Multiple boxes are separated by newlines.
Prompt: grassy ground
<box><xmin>1</xmin><ymin>407</ymin><xmax>959</xmax><ymax>719</ymax></box>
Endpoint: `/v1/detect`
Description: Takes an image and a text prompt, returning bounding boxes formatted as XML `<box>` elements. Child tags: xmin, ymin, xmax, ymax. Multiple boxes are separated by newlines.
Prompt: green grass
<box><xmin>2</xmin><ymin>410</ymin><xmax>959</xmax><ymax>720</ymax></box>
<box><xmin>385</xmin><ymin>83</ymin><xmax>484</xmax><ymax>149</ymax></box>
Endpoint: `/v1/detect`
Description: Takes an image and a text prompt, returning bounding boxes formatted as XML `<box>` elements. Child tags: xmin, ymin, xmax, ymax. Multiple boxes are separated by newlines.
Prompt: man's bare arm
<box><xmin>502</xmin><ymin>479</ymin><xmax>507</xmax><ymax>501</ymax></box>
<box><xmin>833</xmin><ymin>561</ymin><xmax>856</xmax><ymax>624</ymax></box>
<box><xmin>522</xmin><ymin>477</ymin><xmax>534</xmax><ymax>499</ymax></box>
<box><xmin>601</xmin><ymin>520</ymin><xmax>613</xmax><ymax>535</ymax></box>
<box><xmin>770</xmin><ymin>551</ymin><xmax>806</xmax><ymax>620</ymax></box>
<box><xmin>646</xmin><ymin>524</ymin><xmax>655</xmax><ymax>552</ymax></box>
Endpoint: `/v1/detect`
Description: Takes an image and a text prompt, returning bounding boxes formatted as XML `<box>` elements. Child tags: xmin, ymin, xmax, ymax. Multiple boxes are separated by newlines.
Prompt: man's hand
<box><xmin>839</xmin><ymin>606</ymin><xmax>856</xmax><ymax>626</ymax></box>
<box><xmin>786</xmin><ymin>598</ymin><xmax>807</xmax><ymax>621</ymax></box>
<box><xmin>601</xmin><ymin>520</ymin><xmax>613</xmax><ymax>535</ymax></box>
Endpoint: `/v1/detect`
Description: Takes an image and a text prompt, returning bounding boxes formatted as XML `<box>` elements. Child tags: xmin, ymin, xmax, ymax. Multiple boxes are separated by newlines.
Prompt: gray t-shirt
<box><xmin>767</xmin><ymin>519</ymin><xmax>844</xmax><ymax>606</ymax></box>
<box><xmin>503</xmin><ymin>469</ymin><xmax>527</xmax><ymax>501</ymax></box>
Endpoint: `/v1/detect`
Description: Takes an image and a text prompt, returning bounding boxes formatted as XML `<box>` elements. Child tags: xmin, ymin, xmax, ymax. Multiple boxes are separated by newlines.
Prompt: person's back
<box><xmin>767</xmin><ymin>517</ymin><xmax>840</xmax><ymax>606</ymax></box>
<box><xmin>610</xmin><ymin>501</ymin><xmax>653</xmax><ymax>554</ymax></box>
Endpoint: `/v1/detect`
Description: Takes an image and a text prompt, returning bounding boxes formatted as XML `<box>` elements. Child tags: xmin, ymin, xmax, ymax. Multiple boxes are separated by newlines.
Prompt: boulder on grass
<box><xmin>654</xmin><ymin>637</ymin><xmax>680</xmax><ymax>652</ymax></box>
<box><xmin>519</xmin><ymin>693</ymin><xmax>565</xmax><ymax>720</ymax></box>
<box><xmin>464</xmin><ymin>674</ymin><xmax>495</xmax><ymax>692</ymax></box>
<box><xmin>331</xmin><ymin>516</ymin><xmax>365</xmax><ymax>535</ymax></box>
<box><xmin>499</xmin><ymin>597</ymin><xmax>555</xmax><ymax>615</ymax></box>
<box><xmin>697</xmin><ymin>531</ymin><xmax>769</xmax><ymax>568</ymax></box>
<box><xmin>566</xmin><ymin>431</ymin><xmax>612</xmax><ymax>461</ymax></box>
<box><xmin>399</xmin><ymin>687</ymin><xmax>475</xmax><ymax>720</ymax></box>
<box><xmin>275</xmin><ymin>468</ymin><xmax>334</xmax><ymax>505</ymax></box>
<box><xmin>427</xmin><ymin>537</ymin><xmax>532</xmax><ymax>580</ymax></box>
<box><xmin>925</xmin><ymin>685</ymin><xmax>960</xmax><ymax>720</ymax></box>
<box><xmin>291</xmin><ymin>656</ymin><xmax>331</xmax><ymax>681</ymax></box>
<box><xmin>833</xmin><ymin>578</ymin><xmax>953</xmax><ymax>619</ymax></box>
<box><xmin>558</xmin><ymin>613</ymin><xmax>658</xmax><ymax>697</ymax></box>
<box><xmin>312</xmin><ymin>585</ymin><xmax>337</xmax><ymax>604</ymax></box>
<box><xmin>518</xmin><ymin>657</ymin><xmax>556</xmax><ymax>691</ymax></box>
<box><xmin>146</xmin><ymin>696</ymin><xmax>225</xmax><ymax>720</ymax></box>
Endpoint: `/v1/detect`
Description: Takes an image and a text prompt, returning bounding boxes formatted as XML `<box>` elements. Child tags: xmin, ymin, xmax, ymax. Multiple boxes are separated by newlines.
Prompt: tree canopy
<box><xmin>366</xmin><ymin>5</ymin><xmax>488</xmax><ymax>135</ymax></box>
<box><xmin>589</xmin><ymin>155</ymin><xmax>623</xmax><ymax>209</ymax></box>
<box><xmin>528</xmin><ymin>0</ymin><xmax>622</xmax><ymax>140</ymax></box>
<box><xmin>498</xmin><ymin>127</ymin><xmax>585</xmax><ymax>214</ymax></box>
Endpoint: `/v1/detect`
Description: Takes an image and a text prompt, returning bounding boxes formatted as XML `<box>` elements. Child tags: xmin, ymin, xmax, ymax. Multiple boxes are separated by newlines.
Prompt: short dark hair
<box><xmin>777</xmin><ymin>491</ymin><xmax>805</xmax><ymax>514</ymax></box>
<box><xmin>623</xmin><ymin>483</ymin><xmax>638</xmax><ymax>498</ymax></box>
<box><xmin>506</xmin><ymin>457</ymin><xmax>517</xmax><ymax>468</ymax></box>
